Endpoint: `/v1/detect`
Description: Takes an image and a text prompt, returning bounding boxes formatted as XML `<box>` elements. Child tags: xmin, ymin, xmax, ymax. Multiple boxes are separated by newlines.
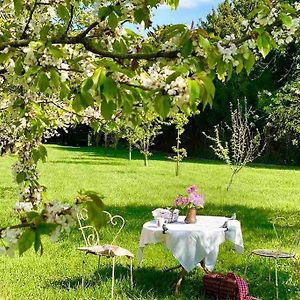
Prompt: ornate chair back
<box><xmin>77</xmin><ymin>209</ymin><xmax>125</xmax><ymax>247</ymax></box>
<box><xmin>272</xmin><ymin>216</ymin><xmax>300</xmax><ymax>256</ymax></box>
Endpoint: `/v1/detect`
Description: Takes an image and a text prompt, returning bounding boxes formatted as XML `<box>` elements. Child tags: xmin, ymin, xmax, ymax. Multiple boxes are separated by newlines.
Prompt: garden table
<box><xmin>138</xmin><ymin>215</ymin><xmax>244</xmax><ymax>295</ymax></box>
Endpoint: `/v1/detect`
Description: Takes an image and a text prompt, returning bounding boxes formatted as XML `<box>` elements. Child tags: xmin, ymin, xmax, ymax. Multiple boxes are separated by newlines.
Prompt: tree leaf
<box><xmin>188</xmin><ymin>79</ymin><xmax>200</xmax><ymax>105</ymax></box>
<box><xmin>50</xmin><ymin>68</ymin><xmax>61</xmax><ymax>88</ymax></box>
<box><xmin>108</xmin><ymin>12</ymin><xmax>118</xmax><ymax>30</ymax></box>
<box><xmin>98</xmin><ymin>6</ymin><xmax>112</xmax><ymax>21</ymax></box>
<box><xmin>38</xmin><ymin>72</ymin><xmax>50</xmax><ymax>93</ymax></box>
<box><xmin>13</xmin><ymin>0</ymin><xmax>23</xmax><ymax>16</ymax></box>
<box><xmin>134</xmin><ymin>8</ymin><xmax>145</xmax><ymax>23</ymax></box>
<box><xmin>81</xmin><ymin>77</ymin><xmax>94</xmax><ymax>94</ymax></box>
<box><xmin>14</xmin><ymin>57</ymin><xmax>24</xmax><ymax>75</ymax></box>
<box><xmin>154</xmin><ymin>94</ymin><xmax>171</xmax><ymax>118</ymax></box>
<box><xmin>102</xmin><ymin>77</ymin><xmax>117</xmax><ymax>101</ymax></box>
<box><xmin>181</xmin><ymin>39</ymin><xmax>193</xmax><ymax>57</ymax></box>
<box><xmin>16</xmin><ymin>172</ymin><xmax>26</xmax><ymax>183</ymax></box>
<box><xmin>101</xmin><ymin>99</ymin><xmax>116</xmax><ymax>120</ymax></box>
<box><xmin>57</xmin><ymin>4</ymin><xmax>70</xmax><ymax>21</ymax></box>
<box><xmin>34</xmin><ymin>233</ymin><xmax>42</xmax><ymax>254</ymax></box>
<box><xmin>257</xmin><ymin>33</ymin><xmax>271</xmax><ymax>58</ymax></box>
<box><xmin>244</xmin><ymin>51</ymin><xmax>255</xmax><ymax>75</ymax></box>
<box><xmin>280</xmin><ymin>13</ymin><xmax>292</xmax><ymax>29</ymax></box>
<box><xmin>19</xmin><ymin>229</ymin><xmax>35</xmax><ymax>256</ymax></box>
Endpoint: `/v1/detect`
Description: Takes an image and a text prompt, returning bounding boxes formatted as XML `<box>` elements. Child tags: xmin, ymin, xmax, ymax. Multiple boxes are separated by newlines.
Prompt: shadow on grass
<box><xmin>50</xmin><ymin>203</ymin><xmax>299</xmax><ymax>299</ymax></box>
<box><xmin>48</xmin><ymin>144</ymin><xmax>300</xmax><ymax>171</ymax></box>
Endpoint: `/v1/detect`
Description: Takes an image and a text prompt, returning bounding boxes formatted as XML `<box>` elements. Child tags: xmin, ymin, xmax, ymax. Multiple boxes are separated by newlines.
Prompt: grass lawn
<box><xmin>0</xmin><ymin>145</ymin><xmax>299</xmax><ymax>300</ymax></box>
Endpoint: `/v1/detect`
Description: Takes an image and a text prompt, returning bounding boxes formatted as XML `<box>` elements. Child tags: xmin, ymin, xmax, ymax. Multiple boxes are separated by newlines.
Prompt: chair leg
<box><xmin>274</xmin><ymin>258</ymin><xmax>279</xmax><ymax>300</ymax></box>
<box><xmin>82</xmin><ymin>257</ymin><xmax>86</xmax><ymax>288</ymax></box>
<box><xmin>111</xmin><ymin>257</ymin><xmax>115</xmax><ymax>299</ymax></box>
<box><xmin>268</xmin><ymin>257</ymin><xmax>272</xmax><ymax>281</ymax></box>
<box><xmin>130</xmin><ymin>258</ymin><xmax>133</xmax><ymax>288</ymax></box>
<box><xmin>98</xmin><ymin>256</ymin><xmax>101</xmax><ymax>269</ymax></box>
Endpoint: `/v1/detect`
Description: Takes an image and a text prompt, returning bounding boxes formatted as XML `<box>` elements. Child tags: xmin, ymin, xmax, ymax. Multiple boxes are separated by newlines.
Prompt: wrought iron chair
<box><xmin>77</xmin><ymin>209</ymin><xmax>134</xmax><ymax>298</ymax></box>
<box><xmin>251</xmin><ymin>217</ymin><xmax>300</xmax><ymax>299</ymax></box>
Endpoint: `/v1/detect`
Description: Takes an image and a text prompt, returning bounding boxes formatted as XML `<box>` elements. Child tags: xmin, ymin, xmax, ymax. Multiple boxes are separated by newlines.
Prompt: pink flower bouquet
<box><xmin>175</xmin><ymin>184</ymin><xmax>204</xmax><ymax>209</ymax></box>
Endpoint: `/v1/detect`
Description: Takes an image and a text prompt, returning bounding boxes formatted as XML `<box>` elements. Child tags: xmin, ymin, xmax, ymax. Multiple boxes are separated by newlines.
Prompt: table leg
<box><xmin>199</xmin><ymin>259</ymin><xmax>212</xmax><ymax>274</ymax></box>
<box><xmin>175</xmin><ymin>267</ymin><xmax>187</xmax><ymax>297</ymax></box>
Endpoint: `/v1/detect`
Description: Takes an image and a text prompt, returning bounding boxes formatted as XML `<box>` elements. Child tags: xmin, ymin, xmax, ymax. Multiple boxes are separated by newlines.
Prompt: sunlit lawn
<box><xmin>0</xmin><ymin>145</ymin><xmax>299</xmax><ymax>299</ymax></box>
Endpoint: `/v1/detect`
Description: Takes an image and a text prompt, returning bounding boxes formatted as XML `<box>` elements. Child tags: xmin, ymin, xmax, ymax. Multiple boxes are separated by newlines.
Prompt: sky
<box><xmin>152</xmin><ymin>0</ymin><xmax>223</xmax><ymax>27</ymax></box>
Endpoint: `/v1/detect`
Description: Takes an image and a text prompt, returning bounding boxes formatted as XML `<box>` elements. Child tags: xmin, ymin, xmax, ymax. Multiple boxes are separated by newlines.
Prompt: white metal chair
<box><xmin>77</xmin><ymin>209</ymin><xmax>134</xmax><ymax>298</ymax></box>
<box><xmin>251</xmin><ymin>217</ymin><xmax>300</xmax><ymax>299</ymax></box>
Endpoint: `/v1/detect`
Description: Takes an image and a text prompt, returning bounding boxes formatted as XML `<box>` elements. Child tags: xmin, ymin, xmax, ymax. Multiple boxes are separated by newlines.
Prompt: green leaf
<box><xmin>73</xmin><ymin>95</ymin><xmax>82</xmax><ymax>112</ymax></box>
<box><xmin>60</xmin><ymin>81</ymin><xmax>70</xmax><ymax>99</ymax></box>
<box><xmin>86</xmin><ymin>202</ymin><xmax>106</xmax><ymax>230</ymax></box>
<box><xmin>98</xmin><ymin>6</ymin><xmax>112</xmax><ymax>21</ymax></box>
<box><xmin>134</xmin><ymin>8</ymin><xmax>145</xmax><ymax>23</ymax></box>
<box><xmin>154</xmin><ymin>94</ymin><xmax>171</xmax><ymax>118</ymax></box>
<box><xmin>32</xmin><ymin>149</ymin><xmax>40</xmax><ymax>163</ymax></box>
<box><xmin>236</xmin><ymin>57</ymin><xmax>244</xmax><ymax>74</ymax></box>
<box><xmin>108</xmin><ymin>12</ymin><xmax>118</xmax><ymax>30</ymax></box>
<box><xmin>80</xmin><ymin>93</ymin><xmax>94</xmax><ymax>108</ymax></box>
<box><xmin>36</xmin><ymin>223</ymin><xmax>58</xmax><ymax>235</ymax></box>
<box><xmin>0</xmin><ymin>52</ymin><xmax>12</xmax><ymax>65</ymax></box>
<box><xmin>188</xmin><ymin>79</ymin><xmax>200</xmax><ymax>105</ymax></box>
<box><xmin>38</xmin><ymin>145</ymin><xmax>47</xmax><ymax>162</ymax></box>
<box><xmin>92</xmin><ymin>67</ymin><xmax>106</xmax><ymax>91</ymax></box>
<box><xmin>13</xmin><ymin>0</ymin><xmax>23</xmax><ymax>16</ymax></box>
<box><xmin>38</xmin><ymin>72</ymin><xmax>50</xmax><ymax>93</ymax></box>
<box><xmin>81</xmin><ymin>77</ymin><xmax>94</xmax><ymax>94</ymax></box>
<box><xmin>49</xmin><ymin>46</ymin><xmax>64</xmax><ymax>59</ymax></box>
<box><xmin>280</xmin><ymin>13</ymin><xmax>292</xmax><ymax>29</ymax></box>
<box><xmin>122</xmin><ymin>92</ymin><xmax>134</xmax><ymax>115</ymax></box>
<box><xmin>200</xmin><ymin>75</ymin><xmax>215</xmax><ymax>98</ymax></box>
<box><xmin>102</xmin><ymin>77</ymin><xmax>117</xmax><ymax>101</ymax></box>
<box><xmin>50</xmin><ymin>68</ymin><xmax>61</xmax><ymax>88</ymax></box>
<box><xmin>198</xmin><ymin>35</ymin><xmax>210</xmax><ymax>50</ymax></box>
<box><xmin>101</xmin><ymin>99</ymin><xmax>116</xmax><ymax>120</ymax></box>
<box><xmin>181</xmin><ymin>39</ymin><xmax>193</xmax><ymax>57</ymax></box>
<box><xmin>19</xmin><ymin>229</ymin><xmax>35</xmax><ymax>256</ymax></box>
<box><xmin>57</xmin><ymin>4</ymin><xmax>70</xmax><ymax>21</ymax></box>
<box><xmin>14</xmin><ymin>57</ymin><xmax>24</xmax><ymax>75</ymax></box>
<box><xmin>166</xmin><ymin>0</ymin><xmax>179</xmax><ymax>9</ymax></box>
<box><xmin>34</xmin><ymin>233</ymin><xmax>42</xmax><ymax>254</ymax></box>
<box><xmin>244</xmin><ymin>51</ymin><xmax>255</xmax><ymax>75</ymax></box>
<box><xmin>16</xmin><ymin>172</ymin><xmax>26</xmax><ymax>183</ymax></box>
<box><xmin>40</xmin><ymin>25</ymin><xmax>50</xmax><ymax>40</ymax></box>
<box><xmin>257</xmin><ymin>33</ymin><xmax>271</xmax><ymax>58</ymax></box>
<box><xmin>165</xmin><ymin>72</ymin><xmax>180</xmax><ymax>84</ymax></box>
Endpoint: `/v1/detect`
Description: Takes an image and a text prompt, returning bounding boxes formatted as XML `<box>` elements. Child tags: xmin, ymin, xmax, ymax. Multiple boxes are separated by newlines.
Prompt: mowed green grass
<box><xmin>0</xmin><ymin>145</ymin><xmax>299</xmax><ymax>300</ymax></box>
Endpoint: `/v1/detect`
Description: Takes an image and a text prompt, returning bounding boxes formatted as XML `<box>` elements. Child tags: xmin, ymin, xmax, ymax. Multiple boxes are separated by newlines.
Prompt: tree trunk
<box><xmin>227</xmin><ymin>170</ymin><xmax>237</xmax><ymax>191</ymax></box>
<box><xmin>144</xmin><ymin>154</ymin><xmax>148</xmax><ymax>167</ymax></box>
<box><xmin>129</xmin><ymin>143</ymin><xmax>132</xmax><ymax>161</ymax></box>
<box><xmin>175</xmin><ymin>128</ymin><xmax>180</xmax><ymax>176</ymax></box>
<box><xmin>104</xmin><ymin>133</ymin><xmax>108</xmax><ymax>148</ymax></box>
<box><xmin>95</xmin><ymin>133</ymin><xmax>101</xmax><ymax>147</ymax></box>
<box><xmin>175</xmin><ymin>160</ymin><xmax>179</xmax><ymax>176</ymax></box>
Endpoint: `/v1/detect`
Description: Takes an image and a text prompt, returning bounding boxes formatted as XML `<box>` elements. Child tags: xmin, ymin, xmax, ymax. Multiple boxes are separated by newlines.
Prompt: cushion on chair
<box><xmin>78</xmin><ymin>244</ymin><xmax>134</xmax><ymax>258</ymax></box>
<box><xmin>252</xmin><ymin>249</ymin><xmax>295</xmax><ymax>259</ymax></box>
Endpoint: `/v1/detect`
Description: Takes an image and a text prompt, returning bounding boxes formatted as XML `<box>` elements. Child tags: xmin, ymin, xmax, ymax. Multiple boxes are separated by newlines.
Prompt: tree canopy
<box><xmin>0</xmin><ymin>0</ymin><xmax>299</xmax><ymax>255</ymax></box>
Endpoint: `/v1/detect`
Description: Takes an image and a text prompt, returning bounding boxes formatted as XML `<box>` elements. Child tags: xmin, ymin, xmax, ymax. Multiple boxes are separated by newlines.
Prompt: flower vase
<box><xmin>184</xmin><ymin>207</ymin><xmax>197</xmax><ymax>224</ymax></box>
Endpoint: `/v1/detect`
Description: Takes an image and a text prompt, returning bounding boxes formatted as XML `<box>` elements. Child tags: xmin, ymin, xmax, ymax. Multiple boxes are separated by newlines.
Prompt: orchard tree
<box><xmin>134</xmin><ymin>109</ymin><xmax>163</xmax><ymax>167</ymax></box>
<box><xmin>168</xmin><ymin>112</ymin><xmax>189</xmax><ymax>176</ymax></box>
<box><xmin>0</xmin><ymin>0</ymin><xmax>299</xmax><ymax>255</ymax></box>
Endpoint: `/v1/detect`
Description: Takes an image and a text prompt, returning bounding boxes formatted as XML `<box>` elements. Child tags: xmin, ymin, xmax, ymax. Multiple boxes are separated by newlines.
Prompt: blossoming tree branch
<box><xmin>0</xmin><ymin>0</ymin><xmax>299</xmax><ymax>255</ymax></box>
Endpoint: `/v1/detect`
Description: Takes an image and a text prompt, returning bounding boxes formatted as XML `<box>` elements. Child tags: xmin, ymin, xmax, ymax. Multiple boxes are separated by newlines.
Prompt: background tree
<box><xmin>203</xmin><ymin>101</ymin><xmax>265</xmax><ymax>190</ymax></box>
<box><xmin>169</xmin><ymin>113</ymin><xmax>189</xmax><ymax>176</ymax></box>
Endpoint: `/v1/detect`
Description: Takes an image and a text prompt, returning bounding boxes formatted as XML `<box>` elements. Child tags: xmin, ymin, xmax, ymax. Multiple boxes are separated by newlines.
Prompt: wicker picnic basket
<box><xmin>203</xmin><ymin>272</ymin><xmax>259</xmax><ymax>300</ymax></box>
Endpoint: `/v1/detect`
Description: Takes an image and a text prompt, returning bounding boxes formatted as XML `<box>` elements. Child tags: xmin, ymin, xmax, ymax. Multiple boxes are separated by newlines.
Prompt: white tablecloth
<box><xmin>138</xmin><ymin>216</ymin><xmax>244</xmax><ymax>272</ymax></box>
